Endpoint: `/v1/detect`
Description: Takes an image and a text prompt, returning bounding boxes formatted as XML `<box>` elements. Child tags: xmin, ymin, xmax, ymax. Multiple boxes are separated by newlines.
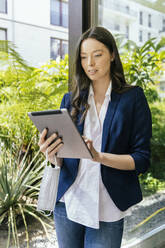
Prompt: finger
<box><xmin>45</xmin><ymin>133</ymin><xmax>58</xmax><ymax>147</ymax></box>
<box><xmin>84</xmin><ymin>138</ymin><xmax>92</xmax><ymax>145</ymax></box>
<box><xmin>40</xmin><ymin>133</ymin><xmax>58</xmax><ymax>153</ymax></box>
<box><xmin>85</xmin><ymin>139</ymin><xmax>93</xmax><ymax>150</ymax></box>
<box><xmin>82</xmin><ymin>136</ymin><xmax>89</xmax><ymax>142</ymax></box>
<box><xmin>49</xmin><ymin>135</ymin><xmax>62</xmax><ymax>146</ymax></box>
<box><xmin>47</xmin><ymin>138</ymin><xmax>63</xmax><ymax>153</ymax></box>
<box><xmin>38</xmin><ymin>128</ymin><xmax>48</xmax><ymax>146</ymax></box>
<box><xmin>48</xmin><ymin>142</ymin><xmax>64</xmax><ymax>157</ymax></box>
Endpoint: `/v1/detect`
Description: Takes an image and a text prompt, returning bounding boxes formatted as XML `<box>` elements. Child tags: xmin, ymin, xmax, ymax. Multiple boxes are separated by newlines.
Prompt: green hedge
<box><xmin>0</xmin><ymin>42</ymin><xmax>68</xmax><ymax>151</ymax></box>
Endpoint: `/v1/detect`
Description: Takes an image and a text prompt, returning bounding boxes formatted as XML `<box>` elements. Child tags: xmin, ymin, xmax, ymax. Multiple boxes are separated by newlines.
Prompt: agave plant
<box><xmin>0</xmin><ymin>145</ymin><xmax>53</xmax><ymax>248</ymax></box>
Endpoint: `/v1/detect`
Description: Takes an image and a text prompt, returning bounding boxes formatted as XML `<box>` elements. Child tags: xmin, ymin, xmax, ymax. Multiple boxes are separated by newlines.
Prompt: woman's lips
<box><xmin>88</xmin><ymin>70</ymin><xmax>98</xmax><ymax>75</ymax></box>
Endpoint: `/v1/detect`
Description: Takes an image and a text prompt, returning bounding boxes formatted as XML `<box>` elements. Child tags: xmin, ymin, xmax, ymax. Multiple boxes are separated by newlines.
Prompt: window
<box><xmin>139</xmin><ymin>30</ymin><xmax>143</xmax><ymax>42</ymax></box>
<box><xmin>50</xmin><ymin>0</ymin><xmax>68</xmax><ymax>28</ymax></box>
<box><xmin>160</xmin><ymin>83</ymin><xmax>165</xmax><ymax>91</ymax></box>
<box><xmin>0</xmin><ymin>28</ymin><xmax>7</xmax><ymax>40</ymax></box>
<box><xmin>61</xmin><ymin>40</ymin><xmax>68</xmax><ymax>58</ymax></box>
<box><xmin>126</xmin><ymin>6</ymin><xmax>129</xmax><ymax>14</ymax></box>
<box><xmin>114</xmin><ymin>24</ymin><xmax>120</xmax><ymax>31</ymax></box>
<box><xmin>163</xmin><ymin>19</ymin><xmax>165</xmax><ymax>32</ymax></box>
<box><xmin>126</xmin><ymin>25</ymin><xmax>129</xmax><ymax>39</ymax></box>
<box><xmin>50</xmin><ymin>37</ymin><xmax>68</xmax><ymax>60</ymax></box>
<box><xmin>148</xmin><ymin>32</ymin><xmax>151</xmax><ymax>40</ymax></box>
<box><xmin>0</xmin><ymin>0</ymin><xmax>7</xmax><ymax>13</ymax></box>
<box><xmin>0</xmin><ymin>29</ymin><xmax>7</xmax><ymax>52</ymax></box>
<box><xmin>139</xmin><ymin>11</ymin><xmax>143</xmax><ymax>25</ymax></box>
<box><xmin>148</xmin><ymin>14</ymin><xmax>151</xmax><ymax>27</ymax></box>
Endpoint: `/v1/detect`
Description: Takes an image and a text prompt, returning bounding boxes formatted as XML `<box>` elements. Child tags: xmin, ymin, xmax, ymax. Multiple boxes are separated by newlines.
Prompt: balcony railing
<box><xmin>99</xmin><ymin>0</ymin><xmax>137</xmax><ymax>18</ymax></box>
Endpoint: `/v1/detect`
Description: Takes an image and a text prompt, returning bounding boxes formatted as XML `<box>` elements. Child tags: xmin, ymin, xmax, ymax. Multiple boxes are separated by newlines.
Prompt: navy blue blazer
<box><xmin>56</xmin><ymin>86</ymin><xmax>152</xmax><ymax>211</ymax></box>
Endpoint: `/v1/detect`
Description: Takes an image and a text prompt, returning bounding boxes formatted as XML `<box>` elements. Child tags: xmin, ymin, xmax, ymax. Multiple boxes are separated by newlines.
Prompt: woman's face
<box><xmin>80</xmin><ymin>38</ymin><xmax>113</xmax><ymax>83</ymax></box>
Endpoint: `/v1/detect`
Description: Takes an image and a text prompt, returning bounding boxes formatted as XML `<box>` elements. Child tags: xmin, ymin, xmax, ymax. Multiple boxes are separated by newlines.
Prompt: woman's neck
<box><xmin>92</xmin><ymin>79</ymin><xmax>111</xmax><ymax>98</ymax></box>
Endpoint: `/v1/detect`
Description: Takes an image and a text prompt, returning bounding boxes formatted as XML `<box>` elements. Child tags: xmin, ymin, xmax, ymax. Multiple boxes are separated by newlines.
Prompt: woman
<box><xmin>38</xmin><ymin>26</ymin><xmax>152</xmax><ymax>248</ymax></box>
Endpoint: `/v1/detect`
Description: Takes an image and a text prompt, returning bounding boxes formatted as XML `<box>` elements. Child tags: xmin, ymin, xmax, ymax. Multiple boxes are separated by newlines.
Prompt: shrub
<box><xmin>0</xmin><ymin>146</ymin><xmax>53</xmax><ymax>248</ymax></box>
<box><xmin>121</xmin><ymin>37</ymin><xmax>165</xmax><ymax>187</ymax></box>
<box><xmin>0</xmin><ymin>41</ymin><xmax>68</xmax><ymax>152</ymax></box>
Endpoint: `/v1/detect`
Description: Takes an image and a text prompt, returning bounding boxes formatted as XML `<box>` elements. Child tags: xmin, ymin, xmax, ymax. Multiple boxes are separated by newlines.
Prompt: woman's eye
<box><xmin>81</xmin><ymin>56</ymin><xmax>87</xmax><ymax>59</ymax></box>
<box><xmin>95</xmin><ymin>54</ymin><xmax>102</xmax><ymax>57</ymax></box>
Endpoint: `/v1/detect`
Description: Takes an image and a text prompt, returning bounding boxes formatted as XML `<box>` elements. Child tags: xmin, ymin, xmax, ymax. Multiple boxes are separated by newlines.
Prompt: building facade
<box><xmin>0</xmin><ymin>0</ymin><xmax>165</xmax><ymax>70</ymax></box>
<box><xmin>0</xmin><ymin>0</ymin><xmax>68</xmax><ymax>67</ymax></box>
<box><xmin>99</xmin><ymin>0</ymin><xmax>165</xmax><ymax>45</ymax></box>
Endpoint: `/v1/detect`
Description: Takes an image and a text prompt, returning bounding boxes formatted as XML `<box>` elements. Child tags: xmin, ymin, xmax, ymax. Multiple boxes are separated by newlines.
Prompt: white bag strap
<box><xmin>46</xmin><ymin>149</ymin><xmax>60</xmax><ymax>169</ymax></box>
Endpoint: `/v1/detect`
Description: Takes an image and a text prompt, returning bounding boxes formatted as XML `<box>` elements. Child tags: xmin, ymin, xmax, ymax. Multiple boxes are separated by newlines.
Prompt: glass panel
<box><xmin>61</xmin><ymin>40</ymin><xmax>68</xmax><ymax>58</ymax></box>
<box><xmin>50</xmin><ymin>38</ymin><xmax>61</xmax><ymax>60</ymax></box>
<box><xmin>0</xmin><ymin>0</ymin><xmax>6</xmax><ymax>13</ymax></box>
<box><xmin>126</xmin><ymin>24</ymin><xmax>129</xmax><ymax>39</ymax></box>
<box><xmin>0</xmin><ymin>29</ymin><xmax>7</xmax><ymax>40</ymax></box>
<box><xmin>50</xmin><ymin>0</ymin><xmax>60</xmax><ymax>26</ymax></box>
<box><xmin>98</xmin><ymin>0</ymin><xmax>165</xmax><ymax>44</ymax></box>
<box><xmin>97</xmin><ymin>1</ymin><xmax>165</xmax><ymax>247</ymax></box>
<box><xmin>62</xmin><ymin>1</ymin><xmax>68</xmax><ymax>28</ymax></box>
<box><xmin>139</xmin><ymin>11</ymin><xmax>143</xmax><ymax>25</ymax></box>
<box><xmin>51</xmin><ymin>0</ymin><xmax>68</xmax><ymax>27</ymax></box>
<box><xmin>139</xmin><ymin>30</ymin><xmax>143</xmax><ymax>42</ymax></box>
<box><xmin>148</xmin><ymin>14</ymin><xmax>152</xmax><ymax>27</ymax></box>
<box><xmin>163</xmin><ymin>19</ymin><xmax>165</xmax><ymax>32</ymax></box>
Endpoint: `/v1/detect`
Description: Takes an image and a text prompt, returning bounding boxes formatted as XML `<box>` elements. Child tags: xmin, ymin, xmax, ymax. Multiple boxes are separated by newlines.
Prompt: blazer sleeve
<box><xmin>60</xmin><ymin>92</ymin><xmax>71</xmax><ymax>110</ymax></box>
<box><xmin>129</xmin><ymin>87</ymin><xmax>152</xmax><ymax>175</ymax></box>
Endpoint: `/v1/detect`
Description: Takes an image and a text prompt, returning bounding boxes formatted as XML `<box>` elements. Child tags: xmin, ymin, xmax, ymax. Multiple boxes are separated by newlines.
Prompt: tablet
<box><xmin>28</xmin><ymin>109</ymin><xmax>93</xmax><ymax>159</ymax></box>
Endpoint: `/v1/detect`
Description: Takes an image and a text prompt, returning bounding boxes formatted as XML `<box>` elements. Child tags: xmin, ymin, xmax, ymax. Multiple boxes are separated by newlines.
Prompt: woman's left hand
<box><xmin>82</xmin><ymin>136</ymin><xmax>100</xmax><ymax>162</ymax></box>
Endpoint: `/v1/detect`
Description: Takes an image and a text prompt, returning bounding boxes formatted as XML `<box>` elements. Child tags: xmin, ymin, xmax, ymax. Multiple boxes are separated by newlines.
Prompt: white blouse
<box><xmin>60</xmin><ymin>82</ymin><xmax>127</xmax><ymax>229</ymax></box>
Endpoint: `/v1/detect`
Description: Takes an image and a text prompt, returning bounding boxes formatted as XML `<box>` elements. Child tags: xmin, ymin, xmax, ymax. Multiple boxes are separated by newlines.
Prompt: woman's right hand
<box><xmin>38</xmin><ymin>128</ymin><xmax>64</xmax><ymax>165</ymax></box>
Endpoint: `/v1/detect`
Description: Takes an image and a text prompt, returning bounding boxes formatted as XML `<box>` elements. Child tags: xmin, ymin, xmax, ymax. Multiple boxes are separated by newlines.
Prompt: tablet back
<box><xmin>28</xmin><ymin>109</ymin><xmax>92</xmax><ymax>159</ymax></box>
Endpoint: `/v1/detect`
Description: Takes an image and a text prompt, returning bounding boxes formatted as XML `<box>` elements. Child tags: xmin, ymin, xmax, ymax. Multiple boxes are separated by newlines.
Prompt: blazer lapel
<box><xmin>101</xmin><ymin>90</ymin><xmax>121</xmax><ymax>152</ymax></box>
<box><xmin>76</xmin><ymin>89</ymin><xmax>88</xmax><ymax>135</ymax></box>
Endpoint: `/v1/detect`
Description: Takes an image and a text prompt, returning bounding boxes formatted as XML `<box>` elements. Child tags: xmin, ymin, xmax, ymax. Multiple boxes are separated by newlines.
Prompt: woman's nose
<box><xmin>88</xmin><ymin>56</ymin><xmax>95</xmax><ymax>66</ymax></box>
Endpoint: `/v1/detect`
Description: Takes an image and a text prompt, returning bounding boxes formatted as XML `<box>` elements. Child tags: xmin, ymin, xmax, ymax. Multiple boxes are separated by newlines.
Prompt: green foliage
<box><xmin>120</xmin><ymin>37</ymin><xmax>165</xmax><ymax>229</ymax></box>
<box><xmin>0</xmin><ymin>146</ymin><xmax>53</xmax><ymax>248</ymax></box>
<box><xmin>150</xmin><ymin>101</ymin><xmax>165</xmax><ymax>161</ymax></box>
<box><xmin>121</xmin><ymin>37</ymin><xmax>165</xmax><ymax>195</ymax></box>
<box><xmin>0</xmin><ymin>40</ymin><xmax>32</xmax><ymax>70</ymax></box>
<box><xmin>121</xmin><ymin>37</ymin><xmax>165</xmax><ymax>103</ymax></box>
<box><xmin>140</xmin><ymin>172</ymin><xmax>165</xmax><ymax>196</ymax></box>
<box><xmin>0</xmin><ymin>41</ymin><xmax>68</xmax><ymax>151</ymax></box>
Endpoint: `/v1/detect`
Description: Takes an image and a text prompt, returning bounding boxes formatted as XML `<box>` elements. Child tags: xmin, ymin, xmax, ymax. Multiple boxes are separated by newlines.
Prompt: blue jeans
<box><xmin>54</xmin><ymin>202</ymin><xmax>124</xmax><ymax>248</ymax></box>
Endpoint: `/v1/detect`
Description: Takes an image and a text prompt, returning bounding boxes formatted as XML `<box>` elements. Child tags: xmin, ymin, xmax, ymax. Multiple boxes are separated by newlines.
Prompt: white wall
<box><xmin>13</xmin><ymin>0</ymin><xmax>50</xmax><ymax>27</ymax></box>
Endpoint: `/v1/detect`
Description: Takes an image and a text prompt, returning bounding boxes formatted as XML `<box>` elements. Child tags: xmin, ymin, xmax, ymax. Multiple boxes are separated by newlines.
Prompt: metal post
<box><xmin>68</xmin><ymin>0</ymin><xmax>98</xmax><ymax>88</ymax></box>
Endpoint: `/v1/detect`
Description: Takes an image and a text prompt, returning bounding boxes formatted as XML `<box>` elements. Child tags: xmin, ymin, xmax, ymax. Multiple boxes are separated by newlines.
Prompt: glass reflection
<box><xmin>98</xmin><ymin>0</ymin><xmax>165</xmax><ymax>45</ymax></box>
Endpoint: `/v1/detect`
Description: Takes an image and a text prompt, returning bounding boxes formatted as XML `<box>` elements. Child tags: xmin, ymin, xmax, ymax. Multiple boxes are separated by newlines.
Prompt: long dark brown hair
<box><xmin>71</xmin><ymin>26</ymin><xmax>134</xmax><ymax>122</ymax></box>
